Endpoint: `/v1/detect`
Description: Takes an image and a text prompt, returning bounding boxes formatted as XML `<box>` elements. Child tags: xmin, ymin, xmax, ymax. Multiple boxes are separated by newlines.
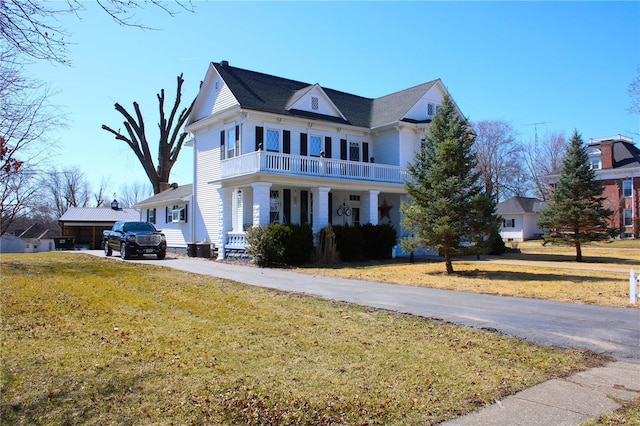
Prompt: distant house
<box><xmin>546</xmin><ymin>134</ymin><xmax>640</xmax><ymax>239</ymax></box>
<box><xmin>135</xmin><ymin>183</ymin><xmax>193</xmax><ymax>252</ymax></box>
<box><xmin>0</xmin><ymin>223</ymin><xmax>58</xmax><ymax>254</ymax></box>
<box><xmin>496</xmin><ymin>196</ymin><xmax>548</xmax><ymax>242</ymax></box>
<box><xmin>58</xmin><ymin>202</ymin><xmax>139</xmax><ymax>249</ymax></box>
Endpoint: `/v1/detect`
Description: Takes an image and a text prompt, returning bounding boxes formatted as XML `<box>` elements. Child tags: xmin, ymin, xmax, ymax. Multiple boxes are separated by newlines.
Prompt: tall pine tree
<box><xmin>537</xmin><ymin>130</ymin><xmax>613</xmax><ymax>261</ymax></box>
<box><xmin>401</xmin><ymin>94</ymin><xmax>482</xmax><ymax>274</ymax></box>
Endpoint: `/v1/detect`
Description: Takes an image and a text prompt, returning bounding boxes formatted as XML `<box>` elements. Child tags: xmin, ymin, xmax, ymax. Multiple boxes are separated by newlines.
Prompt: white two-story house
<box><xmin>185</xmin><ymin>61</ymin><xmax>464</xmax><ymax>258</ymax></box>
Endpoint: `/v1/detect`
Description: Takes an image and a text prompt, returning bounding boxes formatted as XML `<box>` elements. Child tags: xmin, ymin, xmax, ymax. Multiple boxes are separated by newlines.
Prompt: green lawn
<box><xmin>1</xmin><ymin>253</ymin><xmax>608</xmax><ymax>425</ymax></box>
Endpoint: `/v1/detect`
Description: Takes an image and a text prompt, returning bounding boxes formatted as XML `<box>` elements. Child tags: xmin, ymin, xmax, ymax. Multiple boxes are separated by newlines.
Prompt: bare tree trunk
<box><xmin>102</xmin><ymin>74</ymin><xmax>195</xmax><ymax>194</ymax></box>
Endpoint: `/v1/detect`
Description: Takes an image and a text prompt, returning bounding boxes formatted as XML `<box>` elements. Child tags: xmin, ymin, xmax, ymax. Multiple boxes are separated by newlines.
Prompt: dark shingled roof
<box><xmin>611</xmin><ymin>141</ymin><xmax>640</xmax><ymax>169</ymax></box>
<box><xmin>496</xmin><ymin>196</ymin><xmax>548</xmax><ymax>215</ymax></box>
<box><xmin>212</xmin><ymin>62</ymin><xmax>440</xmax><ymax>129</ymax></box>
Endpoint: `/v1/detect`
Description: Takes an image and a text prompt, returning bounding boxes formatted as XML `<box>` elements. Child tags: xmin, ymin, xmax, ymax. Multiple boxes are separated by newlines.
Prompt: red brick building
<box><xmin>586</xmin><ymin>135</ymin><xmax>639</xmax><ymax>238</ymax></box>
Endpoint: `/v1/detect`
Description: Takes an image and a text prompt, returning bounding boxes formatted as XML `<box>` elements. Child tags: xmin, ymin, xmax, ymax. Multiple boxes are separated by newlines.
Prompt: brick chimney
<box><xmin>600</xmin><ymin>141</ymin><xmax>614</xmax><ymax>169</ymax></box>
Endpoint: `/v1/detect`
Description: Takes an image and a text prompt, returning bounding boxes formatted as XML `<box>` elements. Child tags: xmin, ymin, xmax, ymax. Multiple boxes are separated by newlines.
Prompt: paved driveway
<box><xmin>95</xmin><ymin>252</ymin><xmax>640</xmax><ymax>362</ymax></box>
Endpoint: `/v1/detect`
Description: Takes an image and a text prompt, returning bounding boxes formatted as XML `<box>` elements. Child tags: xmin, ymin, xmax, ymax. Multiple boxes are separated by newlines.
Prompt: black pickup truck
<box><xmin>103</xmin><ymin>221</ymin><xmax>167</xmax><ymax>260</ymax></box>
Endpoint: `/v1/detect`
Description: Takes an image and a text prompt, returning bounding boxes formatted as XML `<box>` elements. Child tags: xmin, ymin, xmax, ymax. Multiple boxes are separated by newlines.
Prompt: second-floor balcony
<box><xmin>221</xmin><ymin>151</ymin><xmax>408</xmax><ymax>184</ymax></box>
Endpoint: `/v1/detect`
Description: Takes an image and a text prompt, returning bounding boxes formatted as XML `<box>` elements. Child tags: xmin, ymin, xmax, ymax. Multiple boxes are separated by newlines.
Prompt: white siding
<box><xmin>404</xmin><ymin>94</ymin><xmax>443</xmax><ymax>122</ymax></box>
<box><xmin>0</xmin><ymin>235</ymin><xmax>26</xmax><ymax>253</ymax></box>
<box><xmin>398</xmin><ymin>129</ymin><xmax>421</xmax><ymax>168</ymax></box>
<box><xmin>194</xmin><ymin>126</ymin><xmax>222</xmax><ymax>244</ymax></box>
<box><xmin>522</xmin><ymin>213</ymin><xmax>544</xmax><ymax>239</ymax></box>
<box><xmin>371</xmin><ymin>129</ymin><xmax>399</xmax><ymax>166</ymax></box>
<box><xmin>159</xmin><ymin>228</ymin><xmax>188</xmax><ymax>248</ymax></box>
<box><xmin>192</xmin><ymin>72</ymin><xmax>238</xmax><ymax>122</ymax></box>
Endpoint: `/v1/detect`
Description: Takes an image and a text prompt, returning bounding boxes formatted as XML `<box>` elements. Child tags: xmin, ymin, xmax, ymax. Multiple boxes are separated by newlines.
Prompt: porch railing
<box><xmin>225</xmin><ymin>231</ymin><xmax>247</xmax><ymax>249</ymax></box>
<box><xmin>221</xmin><ymin>151</ymin><xmax>408</xmax><ymax>184</ymax></box>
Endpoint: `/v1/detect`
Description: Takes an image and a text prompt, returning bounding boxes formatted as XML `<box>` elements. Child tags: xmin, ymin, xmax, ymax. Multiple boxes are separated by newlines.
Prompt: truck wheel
<box><xmin>104</xmin><ymin>241</ymin><xmax>112</xmax><ymax>256</ymax></box>
<box><xmin>157</xmin><ymin>250</ymin><xmax>166</xmax><ymax>260</ymax></box>
<box><xmin>120</xmin><ymin>243</ymin><xmax>129</xmax><ymax>260</ymax></box>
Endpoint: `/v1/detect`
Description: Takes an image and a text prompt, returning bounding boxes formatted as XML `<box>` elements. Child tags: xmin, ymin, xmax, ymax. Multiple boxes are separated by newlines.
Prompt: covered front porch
<box><xmin>216</xmin><ymin>182</ymin><xmax>404</xmax><ymax>258</ymax></box>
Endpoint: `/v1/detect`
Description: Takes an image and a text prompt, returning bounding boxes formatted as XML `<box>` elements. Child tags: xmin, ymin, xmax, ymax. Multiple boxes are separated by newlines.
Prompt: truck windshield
<box><xmin>123</xmin><ymin>222</ymin><xmax>156</xmax><ymax>233</ymax></box>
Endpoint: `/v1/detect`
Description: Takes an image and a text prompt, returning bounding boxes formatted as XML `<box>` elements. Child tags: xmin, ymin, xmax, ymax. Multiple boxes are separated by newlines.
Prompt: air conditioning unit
<box><xmin>172</xmin><ymin>208</ymin><xmax>186</xmax><ymax>223</ymax></box>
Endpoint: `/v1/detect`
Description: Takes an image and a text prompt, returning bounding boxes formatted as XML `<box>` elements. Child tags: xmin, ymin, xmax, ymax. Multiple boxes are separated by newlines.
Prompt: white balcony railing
<box><xmin>221</xmin><ymin>151</ymin><xmax>408</xmax><ymax>184</ymax></box>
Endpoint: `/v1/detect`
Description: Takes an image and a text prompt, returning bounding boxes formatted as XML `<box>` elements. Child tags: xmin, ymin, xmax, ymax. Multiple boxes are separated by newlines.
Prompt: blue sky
<box><xmin>28</xmin><ymin>1</ymin><xmax>640</xmax><ymax>197</ymax></box>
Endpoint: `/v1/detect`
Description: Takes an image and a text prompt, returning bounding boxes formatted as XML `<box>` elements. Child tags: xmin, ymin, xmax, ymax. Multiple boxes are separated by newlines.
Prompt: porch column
<box><xmin>217</xmin><ymin>186</ymin><xmax>234</xmax><ymax>259</ymax></box>
<box><xmin>312</xmin><ymin>187</ymin><xmax>331</xmax><ymax>235</ymax></box>
<box><xmin>362</xmin><ymin>190</ymin><xmax>380</xmax><ymax>225</ymax></box>
<box><xmin>251</xmin><ymin>182</ymin><xmax>272</xmax><ymax>226</ymax></box>
<box><xmin>234</xmin><ymin>188</ymin><xmax>244</xmax><ymax>232</ymax></box>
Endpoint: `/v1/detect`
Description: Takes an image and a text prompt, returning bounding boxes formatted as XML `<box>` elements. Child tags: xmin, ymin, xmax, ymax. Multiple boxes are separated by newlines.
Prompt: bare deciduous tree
<box><xmin>118</xmin><ymin>181</ymin><xmax>154</xmax><ymax>208</ymax></box>
<box><xmin>523</xmin><ymin>131</ymin><xmax>567</xmax><ymax>201</ymax></box>
<box><xmin>40</xmin><ymin>166</ymin><xmax>93</xmax><ymax>219</ymax></box>
<box><xmin>627</xmin><ymin>65</ymin><xmax>640</xmax><ymax>117</ymax></box>
<box><xmin>0</xmin><ymin>0</ymin><xmax>194</xmax><ymax>65</ymax></box>
<box><xmin>102</xmin><ymin>74</ymin><xmax>195</xmax><ymax>194</ymax></box>
<box><xmin>472</xmin><ymin>120</ymin><xmax>523</xmax><ymax>203</ymax></box>
<box><xmin>0</xmin><ymin>48</ymin><xmax>61</xmax><ymax>235</ymax></box>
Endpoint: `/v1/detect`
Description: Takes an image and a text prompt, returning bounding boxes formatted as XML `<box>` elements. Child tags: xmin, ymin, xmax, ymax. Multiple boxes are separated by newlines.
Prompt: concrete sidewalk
<box><xmin>443</xmin><ymin>361</ymin><xmax>640</xmax><ymax>425</ymax></box>
<box><xmin>89</xmin><ymin>251</ymin><xmax>640</xmax><ymax>425</ymax></box>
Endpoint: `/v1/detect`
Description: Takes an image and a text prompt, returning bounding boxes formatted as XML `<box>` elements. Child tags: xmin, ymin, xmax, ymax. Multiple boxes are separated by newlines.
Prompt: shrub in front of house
<box><xmin>483</xmin><ymin>229</ymin><xmax>507</xmax><ymax>255</ymax></box>
<box><xmin>245</xmin><ymin>224</ymin><xmax>290</xmax><ymax>267</ymax></box>
<box><xmin>332</xmin><ymin>225</ymin><xmax>364</xmax><ymax>262</ymax></box>
<box><xmin>360</xmin><ymin>223</ymin><xmax>397</xmax><ymax>260</ymax></box>
<box><xmin>283</xmin><ymin>224</ymin><xmax>314</xmax><ymax>265</ymax></box>
<box><xmin>246</xmin><ymin>223</ymin><xmax>314</xmax><ymax>267</ymax></box>
<box><xmin>248</xmin><ymin>223</ymin><xmax>396</xmax><ymax>266</ymax></box>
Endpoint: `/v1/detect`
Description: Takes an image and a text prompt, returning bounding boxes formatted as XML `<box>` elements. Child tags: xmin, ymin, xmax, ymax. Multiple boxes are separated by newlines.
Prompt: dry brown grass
<box><xmin>297</xmin><ymin>240</ymin><xmax>640</xmax><ymax>308</ymax></box>
<box><xmin>1</xmin><ymin>253</ymin><xmax>607</xmax><ymax>425</ymax></box>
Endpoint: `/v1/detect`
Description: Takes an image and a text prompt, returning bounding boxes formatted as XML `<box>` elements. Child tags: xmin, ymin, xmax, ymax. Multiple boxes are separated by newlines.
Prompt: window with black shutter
<box><xmin>300</xmin><ymin>133</ymin><xmax>308</xmax><ymax>156</ymax></box>
<box><xmin>235</xmin><ymin>125</ymin><xmax>240</xmax><ymax>157</ymax></box>
<box><xmin>255</xmin><ymin>126</ymin><xmax>264</xmax><ymax>151</ymax></box>
<box><xmin>220</xmin><ymin>130</ymin><xmax>225</xmax><ymax>160</ymax></box>
<box><xmin>340</xmin><ymin>139</ymin><xmax>347</xmax><ymax>160</ymax></box>
<box><xmin>324</xmin><ymin>136</ymin><xmax>332</xmax><ymax>158</ymax></box>
<box><xmin>363</xmin><ymin>142</ymin><xmax>369</xmax><ymax>162</ymax></box>
<box><xmin>283</xmin><ymin>130</ymin><xmax>291</xmax><ymax>154</ymax></box>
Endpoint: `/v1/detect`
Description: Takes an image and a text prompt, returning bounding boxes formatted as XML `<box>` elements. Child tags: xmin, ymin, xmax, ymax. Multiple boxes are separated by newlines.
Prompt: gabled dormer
<box><xmin>401</xmin><ymin>80</ymin><xmax>448</xmax><ymax>123</ymax></box>
<box><xmin>403</xmin><ymin>80</ymin><xmax>467</xmax><ymax>124</ymax></box>
<box><xmin>587</xmin><ymin>145</ymin><xmax>602</xmax><ymax>170</ymax></box>
<box><xmin>287</xmin><ymin>83</ymin><xmax>347</xmax><ymax>121</ymax></box>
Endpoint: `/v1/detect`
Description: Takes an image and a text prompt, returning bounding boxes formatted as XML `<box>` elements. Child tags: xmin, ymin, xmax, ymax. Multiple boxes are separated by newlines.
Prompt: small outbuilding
<box><xmin>59</xmin><ymin>201</ymin><xmax>139</xmax><ymax>250</ymax></box>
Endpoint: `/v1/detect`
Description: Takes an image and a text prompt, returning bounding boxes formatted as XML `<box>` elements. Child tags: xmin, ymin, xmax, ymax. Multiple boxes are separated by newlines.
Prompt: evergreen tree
<box><xmin>401</xmin><ymin>94</ymin><xmax>482</xmax><ymax>274</ymax></box>
<box><xmin>537</xmin><ymin>130</ymin><xmax>613</xmax><ymax>261</ymax></box>
<box><xmin>469</xmin><ymin>193</ymin><xmax>504</xmax><ymax>259</ymax></box>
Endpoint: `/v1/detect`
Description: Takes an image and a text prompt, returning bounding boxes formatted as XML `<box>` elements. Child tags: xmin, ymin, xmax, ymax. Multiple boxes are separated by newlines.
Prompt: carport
<box><xmin>59</xmin><ymin>204</ymin><xmax>139</xmax><ymax>250</ymax></box>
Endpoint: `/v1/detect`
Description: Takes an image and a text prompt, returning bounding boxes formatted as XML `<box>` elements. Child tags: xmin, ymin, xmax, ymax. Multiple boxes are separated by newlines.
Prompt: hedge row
<box><xmin>245</xmin><ymin>223</ymin><xmax>398</xmax><ymax>267</ymax></box>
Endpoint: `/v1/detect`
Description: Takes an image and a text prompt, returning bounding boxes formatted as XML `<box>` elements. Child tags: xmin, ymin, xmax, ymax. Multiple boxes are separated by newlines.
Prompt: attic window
<box><xmin>215</xmin><ymin>80</ymin><xmax>220</xmax><ymax>91</ymax></box>
<box><xmin>311</xmin><ymin>96</ymin><xmax>319</xmax><ymax>111</ymax></box>
<box><xmin>427</xmin><ymin>103</ymin><xmax>434</xmax><ymax>116</ymax></box>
